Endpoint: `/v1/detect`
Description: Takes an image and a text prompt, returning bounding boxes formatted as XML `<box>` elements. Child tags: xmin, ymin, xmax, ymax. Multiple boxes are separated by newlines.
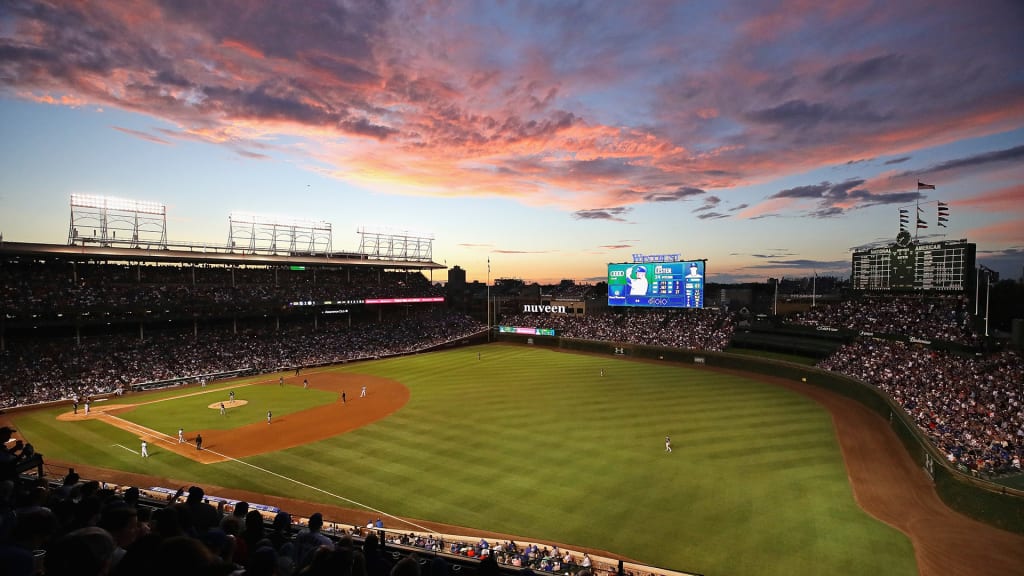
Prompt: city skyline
<box><xmin>1</xmin><ymin>1</ymin><xmax>1022</xmax><ymax>285</ymax></box>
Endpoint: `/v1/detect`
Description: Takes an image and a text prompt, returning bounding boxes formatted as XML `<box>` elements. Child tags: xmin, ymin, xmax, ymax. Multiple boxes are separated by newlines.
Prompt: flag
<box><xmin>917</xmin><ymin>217</ymin><xmax>928</xmax><ymax>229</ymax></box>
<box><xmin>899</xmin><ymin>208</ymin><xmax>909</xmax><ymax>230</ymax></box>
<box><xmin>937</xmin><ymin>202</ymin><xmax>949</xmax><ymax>228</ymax></box>
<box><xmin>918</xmin><ymin>181</ymin><xmax>936</xmax><ymax>190</ymax></box>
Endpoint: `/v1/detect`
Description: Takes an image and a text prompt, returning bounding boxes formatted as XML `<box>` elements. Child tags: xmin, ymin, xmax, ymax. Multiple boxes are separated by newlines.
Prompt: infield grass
<box><xmin>11</xmin><ymin>344</ymin><xmax>917</xmax><ymax>576</ymax></box>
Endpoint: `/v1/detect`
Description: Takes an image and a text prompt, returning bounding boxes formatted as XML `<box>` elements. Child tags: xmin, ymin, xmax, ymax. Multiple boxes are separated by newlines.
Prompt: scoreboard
<box><xmin>852</xmin><ymin>237</ymin><xmax>975</xmax><ymax>292</ymax></box>
<box><xmin>608</xmin><ymin>261</ymin><xmax>705</xmax><ymax>308</ymax></box>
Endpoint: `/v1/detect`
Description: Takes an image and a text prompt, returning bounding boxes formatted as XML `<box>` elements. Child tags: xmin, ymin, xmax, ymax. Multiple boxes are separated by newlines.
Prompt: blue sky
<box><xmin>1</xmin><ymin>0</ymin><xmax>1022</xmax><ymax>284</ymax></box>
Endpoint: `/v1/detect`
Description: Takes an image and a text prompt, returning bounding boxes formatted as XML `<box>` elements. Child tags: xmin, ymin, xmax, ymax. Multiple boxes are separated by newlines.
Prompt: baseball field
<box><xmin>8</xmin><ymin>344</ymin><xmax>1024</xmax><ymax>575</ymax></box>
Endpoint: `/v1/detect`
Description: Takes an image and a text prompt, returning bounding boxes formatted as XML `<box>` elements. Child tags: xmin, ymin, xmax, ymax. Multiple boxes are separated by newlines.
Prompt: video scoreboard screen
<box><xmin>852</xmin><ymin>238</ymin><xmax>975</xmax><ymax>292</ymax></box>
<box><xmin>608</xmin><ymin>261</ymin><xmax>705</xmax><ymax>308</ymax></box>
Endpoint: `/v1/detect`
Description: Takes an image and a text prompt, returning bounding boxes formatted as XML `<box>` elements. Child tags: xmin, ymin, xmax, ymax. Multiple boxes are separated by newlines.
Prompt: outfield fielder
<box><xmin>665</xmin><ymin>435</ymin><xmax>672</xmax><ymax>453</ymax></box>
<box><xmin>141</xmin><ymin>440</ymin><xmax>149</xmax><ymax>458</ymax></box>
<box><xmin>303</xmin><ymin>379</ymin><xmax>309</xmax><ymax>390</ymax></box>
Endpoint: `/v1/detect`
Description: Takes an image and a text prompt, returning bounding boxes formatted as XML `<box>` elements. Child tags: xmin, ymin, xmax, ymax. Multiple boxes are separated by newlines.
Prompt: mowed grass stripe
<box><xmin>13</xmin><ymin>344</ymin><xmax>916</xmax><ymax>576</ymax></box>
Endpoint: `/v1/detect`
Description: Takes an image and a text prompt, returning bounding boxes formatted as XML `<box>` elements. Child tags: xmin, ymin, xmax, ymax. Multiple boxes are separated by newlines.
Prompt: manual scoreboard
<box><xmin>852</xmin><ymin>235</ymin><xmax>975</xmax><ymax>292</ymax></box>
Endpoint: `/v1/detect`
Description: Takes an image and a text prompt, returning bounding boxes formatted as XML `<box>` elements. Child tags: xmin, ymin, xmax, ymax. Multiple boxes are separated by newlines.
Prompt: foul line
<box><xmin>99</xmin><ymin>411</ymin><xmax>425</xmax><ymax>532</ymax></box>
<box><xmin>199</xmin><ymin>445</ymin><xmax>433</xmax><ymax>534</ymax></box>
<box><xmin>113</xmin><ymin>444</ymin><xmax>140</xmax><ymax>455</ymax></box>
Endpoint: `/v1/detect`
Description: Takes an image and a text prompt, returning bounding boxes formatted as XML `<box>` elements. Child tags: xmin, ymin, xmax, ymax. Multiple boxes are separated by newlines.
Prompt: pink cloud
<box><xmin>952</xmin><ymin>185</ymin><xmax>1024</xmax><ymax>212</ymax></box>
<box><xmin>965</xmin><ymin>220</ymin><xmax>1024</xmax><ymax>244</ymax></box>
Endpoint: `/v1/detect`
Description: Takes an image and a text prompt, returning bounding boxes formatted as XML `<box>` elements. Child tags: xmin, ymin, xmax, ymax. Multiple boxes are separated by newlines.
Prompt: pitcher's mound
<box><xmin>207</xmin><ymin>400</ymin><xmax>248</xmax><ymax>410</ymax></box>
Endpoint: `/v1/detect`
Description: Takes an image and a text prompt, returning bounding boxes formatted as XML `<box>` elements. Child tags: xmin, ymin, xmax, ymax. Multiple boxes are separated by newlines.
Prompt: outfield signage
<box><xmin>522</xmin><ymin>304</ymin><xmax>566</xmax><ymax>313</ymax></box>
<box><xmin>364</xmin><ymin>297</ymin><xmax>445</xmax><ymax>304</ymax></box>
<box><xmin>290</xmin><ymin>296</ymin><xmax>443</xmax><ymax>307</ymax></box>
<box><xmin>632</xmin><ymin>253</ymin><xmax>681</xmax><ymax>263</ymax></box>
<box><xmin>498</xmin><ymin>325</ymin><xmax>555</xmax><ymax>336</ymax></box>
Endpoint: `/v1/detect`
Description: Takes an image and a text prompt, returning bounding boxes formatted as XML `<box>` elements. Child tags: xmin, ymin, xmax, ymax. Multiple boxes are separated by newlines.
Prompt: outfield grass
<box><xmin>11</xmin><ymin>345</ymin><xmax>916</xmax><ymax>576</ymax></box>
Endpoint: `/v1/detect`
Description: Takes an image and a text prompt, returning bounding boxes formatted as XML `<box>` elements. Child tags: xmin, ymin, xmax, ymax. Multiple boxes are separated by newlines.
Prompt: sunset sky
<box><xmin>1</xmin><ymin>1</ymin><xmax>1022</xmax><ymax>284</ymax></box>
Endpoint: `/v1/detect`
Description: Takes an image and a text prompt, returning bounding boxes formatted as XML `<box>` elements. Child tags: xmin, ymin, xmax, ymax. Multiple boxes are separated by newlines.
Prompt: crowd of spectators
<box><xmin>1</xmin><ymin>259</ymin><xmax>444</xmax><ymax>320</ymax></box>
<box><xmin>818</xmin><ymin>339</ymin><xmax>1023</xmax><ymax>476</ymax></box>
<box><xmin>788</xmin><ymin>296</ymin><xmax>978</xmax><ymax>345</ymax></box>
<box><xmin>0</xmin><ymin>311</ymin><xmax>484</xmax><ymax>409</ymax></box>
<box><xmin>0</xmin><ymin>464</ymin><xmax>616</xmax><ymax>576</ymax></box>
<box><xmin>500</xmin><ymin>309</ymin><xmax>734</xmax><ymax>352</ymax></box>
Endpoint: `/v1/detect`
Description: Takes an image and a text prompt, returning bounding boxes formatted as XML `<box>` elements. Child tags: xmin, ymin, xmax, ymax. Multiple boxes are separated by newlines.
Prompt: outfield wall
<box><xmin>495</xmin><ymin>332</ymin><xmax>1024</xmax><ymax>535</ymax></box>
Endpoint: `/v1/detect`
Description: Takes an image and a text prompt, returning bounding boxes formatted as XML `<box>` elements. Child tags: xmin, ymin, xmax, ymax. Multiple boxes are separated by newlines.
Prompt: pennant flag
<box><xmin>937</xmin><ymin>202</ymin><xmax>950</xmax><ymax>228</ymax></box>
<box><xmin>918</xmin><ymin>181</ymin><xmax>936</xmax><ymax>190</ymax></box>
<box><xmin>899</xmin><ymin>208</ymin><xmax>909</xmax><ymax>230</ymax></box>
<box><xmin>917</xmin><ymin>218</ymin><xmax>928</xmax><ymax>229</ymax></box>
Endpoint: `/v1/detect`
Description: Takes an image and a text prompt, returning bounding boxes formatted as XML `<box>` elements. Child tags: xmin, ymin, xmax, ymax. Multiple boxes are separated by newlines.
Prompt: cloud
<box><xmin>492</xmin><ymin>249</ymin><xmax>557</xmax><ymax>254</ymax></box>
<box><xmin>745</xmin><ymin>99</ymin><xmax>890</xmax><ymax>128</ymax></box>
<box><xmin>759</xmin><ymin>178</ymin><xmax>924</xmax><ymax>218</ymax></box>
<box><xmin>741</xmin><ymin>259</ymin><xmax>849</xmax><ymax>270</ymax></box>
<box><xmin>819</xmin><ymin>54</ymin><xmax>907</xmax><ymax>88</ymax></box>
<box><xmin>643</xmin><ymin>186</ymin><xmax>705</xmax><ymax>202</ymax></box>
<box><xmin>728</xmin><ymin>203</ymin><xmax>748</xmax><ymax>212</ymax></box>
<box><xmin>458</xmin><ymin>243</ymin><xmax>494</xmax><ymax>247</ymax></box>
<box><xmin>898</xmin><ymin>144</ymin><xmax>1024</xmax><ymax>179</ymax></box>
<box><xmin>692</xmin><ymin>195</ymin><xmax>721</xmax><ymax>212</ymax></box>
<box><xmin>951</xmin><ymin>184</ymin><xmax>1024</xmax><ymax>212</ymax></box>
<box><xmin>599</xmin><ymin>244</ymin><xmax>632</xmax><ymax>249</ymax></box>
<box><xmin>696</xmin><ymin>211</ymin><xmax>729</xmax><ymax>220</ymax></box>
<box><xmin>112</xmin><ymin>126</ymin><xmax>172</xmax><ymax>145</ymax></box>
<box><xmin>883</xmin><ymin>156</ymin><xmax>911</xmax><ymax>165</ymax></box>
<box><xmin>573</xmin><ymin>207</ymin><xmax>632</xmax><ymax>222</ymax></box>
<box><xmin>1</xmin><ymin>0</ymin><xmax>1023</xmax><ymax>216</ymax></box>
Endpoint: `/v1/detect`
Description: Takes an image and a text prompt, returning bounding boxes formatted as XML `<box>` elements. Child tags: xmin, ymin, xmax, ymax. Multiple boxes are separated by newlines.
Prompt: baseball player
<box><xmin>303</xmin><ymin>379</ymin><xmax>309</xmax><ymax>390</ymax></box>
<box><xmin>360</xmin><ymin>386</ymin><xmax>367</xmax><ymax>398</ymax></box>
<box><xmin>341</xmin><ymin>391</ymin><xmax>346</xmax><ymax>404</ymax></box>
<box><xmin>279</xmin><ymin>376</ymin><xmax>284</xmax><ymax>387</ymax></box>
<box><xmin>196</xmin><ymin>434</ymin><xmax>203</xmax><ymax>450</ymax></box>
<box><xmin>665</xmin><ymin>436</ymin><xmax>672</xmax><ymax>453</ymax></box>
<box><xmin>220</xmin><ymin>402</ymin><xmax>226</xmax><ymax>416</ymax></box>
<box><xmin>267</xmin><ymin>410</ymin><xmax>272</xmax><ymax>424</ymax></box>
<box><xmin>178</xmin><ymin>428</ymin><xmax>184</xmax><ymax>443</ymax></box>
<box><xmin>141</xmin><ymin>440</ymin><xmax>149</xmax><ymax>458</ymax></box>
<box><xmin>84</xmin><ymin>399</ymin><xmax>90</xmax><ymax>415</ymax></box>
<box><xmin>229</xmin><ymin>390</ymin><xmax>235</xmax><ymax>402</ymax></box>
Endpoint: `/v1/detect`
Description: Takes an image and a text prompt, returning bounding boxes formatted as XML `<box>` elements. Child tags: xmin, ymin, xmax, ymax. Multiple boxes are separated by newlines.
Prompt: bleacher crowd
<box><xmin>789</xmin><ymin>296</ymin><xmax>978</xmax><ymax>345</ymax></box>
<box><xmin>819</xmin><ymin>339</ymin><xmax>1023</xmax><ymax>476</ymax></box>
<box><xmin>500</xmin><ymin>309</ymin><xmax>734</xmax><ymax>352</ymax></box>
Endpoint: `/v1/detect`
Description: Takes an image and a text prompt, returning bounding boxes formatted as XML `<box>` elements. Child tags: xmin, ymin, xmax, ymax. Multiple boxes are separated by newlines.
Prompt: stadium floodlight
<box><xmin>357</xmin><ymin>225</ymin><xmax>435</xmax><ymax>262</ymax></box>
<box><xmin>70</xmin><ymin>193</ymin><xmax>166</xmax><ymax>216</ymax></box>
<box><xmin>228</xmin><ymin>211</ymin><xmax>333</xmax><ymax>256</ymax></box>
<box><xmin>68</xmin><ymin>193</ymin><xmax>168</xmax><ymax>248</ymax></box>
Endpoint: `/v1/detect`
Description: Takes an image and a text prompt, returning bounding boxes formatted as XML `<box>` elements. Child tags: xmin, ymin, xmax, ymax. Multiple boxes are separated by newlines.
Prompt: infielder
<box><xmin>360</xmin><ymin>386</ymin><xmax>367</xmax><ymax>398</ymax></box>
<box><xmin>84</xmin><ymin>400</ymin><xmax>90</xmax><ymax>415</ymax></box>
<box><xmin>267</xmin><ymin>410</ymin><xmax>272</xmax><ymax>424</ymax></box>
<box><xmin>220</xmin><ymin>402</ymin><xmax>226</xmax><ymax>416</ymax></box>
<box><xmin>229</xmin><ymin>390</ymin><xmax>235</xmax><ymax>402</ymax></box>
<box><xmin>279</xmin><ymin>376</ymin><xmax>284</xmax><ymax>387</ymax></box>
<box><xmin>196</xmin><ymin>434</ymin><xmax>203</xmax><ymax>450</ymax></box>
<box><xmin>178</xmin><ymin>428</ymin><xmax>184</xmax><ymax>443</ymax></box>
<box><xmin>303</xmin><ymin>379</ymin><xmax>309</xmax><ymax>390</ymax></box>
<box><xmin>141</xmin><ymin>440</ymin><xmax>149</xmax><ymax>458</ymax></box>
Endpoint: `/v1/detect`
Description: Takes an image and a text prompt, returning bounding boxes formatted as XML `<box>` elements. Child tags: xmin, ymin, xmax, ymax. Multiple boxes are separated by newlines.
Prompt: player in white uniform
<box><xmin>178</xmin><ymin>428</ymin><xmax>184</xmax><ymax>443</ymax></box>
<box><xmin>665</xmin><ymin>436</ymin><xmax>672</xmax><ymax>453</ymax></box>
<box><xmin>141</xmin><ymin>440</ymin><xmax>149</xmax><ymax>458</ymax></box>
<box><xmin>267</xmin><ymin>410</ymin><xmax>272</xmax><ymax>424</ymax></box>
<box><xmin>360</xmin><ymin>386</ymin><xmax>367</xmax><ymax>398</ymax></box>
